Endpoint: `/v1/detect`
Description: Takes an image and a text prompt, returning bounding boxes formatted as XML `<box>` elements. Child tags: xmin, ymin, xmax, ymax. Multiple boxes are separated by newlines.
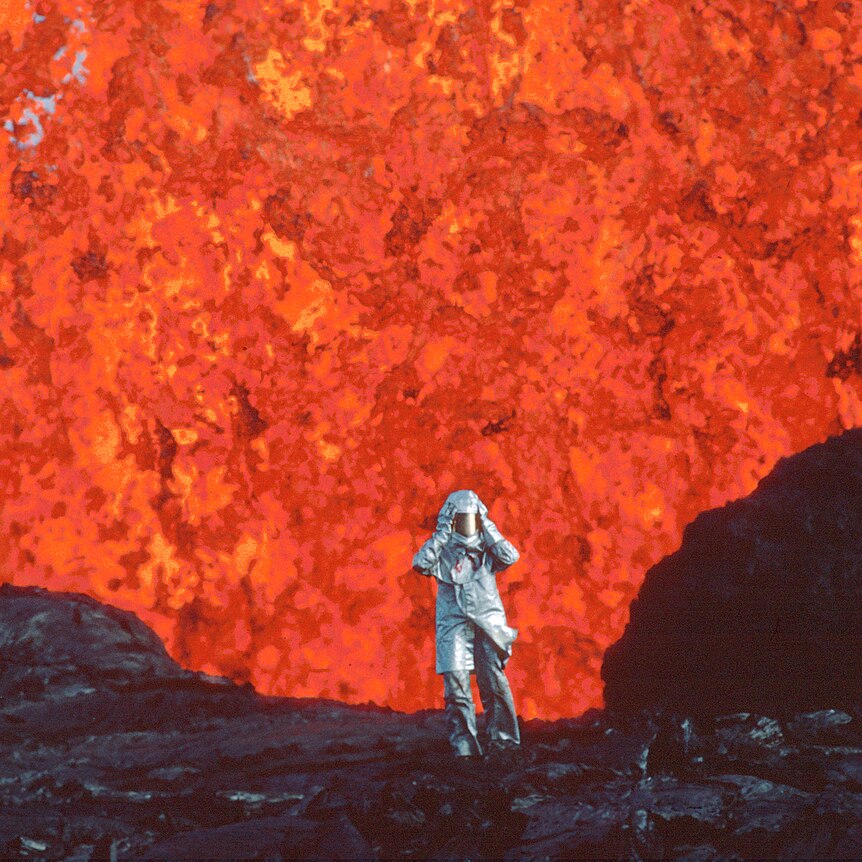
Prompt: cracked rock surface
<box><xmin>3</xmin><ymin>583</ymin><xmax>862</xmax><ymax>860</ymax></box>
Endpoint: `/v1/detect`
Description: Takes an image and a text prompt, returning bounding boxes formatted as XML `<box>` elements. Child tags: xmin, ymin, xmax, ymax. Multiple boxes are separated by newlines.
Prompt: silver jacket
<box><xmin>412</xmin><ymin>490</ymin><xmax>520</xmax><ymax>674</ymax></box>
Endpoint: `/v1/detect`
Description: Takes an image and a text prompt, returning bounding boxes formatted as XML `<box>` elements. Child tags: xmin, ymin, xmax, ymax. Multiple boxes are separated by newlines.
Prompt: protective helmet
<box><xmin>441</xmin><ymin>489</ymin><xmax>483</xmax><ymax>537</ymax></box>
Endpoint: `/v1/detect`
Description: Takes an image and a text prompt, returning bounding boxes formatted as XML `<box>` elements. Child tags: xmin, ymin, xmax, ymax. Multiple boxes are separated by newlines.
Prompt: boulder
<box><xmin>602</xmin><ymin>429</ymin><xmax>862</xmax><ymax>717</ymax></box>
<box><xmin>0</xmin><ymin>583</ymin><xmax>192</xmax><ymax>691</ymax></box>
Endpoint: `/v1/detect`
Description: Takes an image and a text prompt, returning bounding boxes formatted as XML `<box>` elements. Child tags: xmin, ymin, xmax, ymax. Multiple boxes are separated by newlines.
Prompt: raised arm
<box><xmin>412</xmin><ymin>499</ymin><xmax>456</xmax><ymax>578</ymax></box>
<box><xmin>478</xmin><ymin>499</ymin><xmax>520</xmax><ymax>571</ymax></box>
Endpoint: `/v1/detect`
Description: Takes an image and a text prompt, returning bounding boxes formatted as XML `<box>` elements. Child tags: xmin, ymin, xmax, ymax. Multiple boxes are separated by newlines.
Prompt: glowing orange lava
<box><xmin>2</xmin><ymin>0</ymin><xmax>861</xmax><ymax>720</ymax></box>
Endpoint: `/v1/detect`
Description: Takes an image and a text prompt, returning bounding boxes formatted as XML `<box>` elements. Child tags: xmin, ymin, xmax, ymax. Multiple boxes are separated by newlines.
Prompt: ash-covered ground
<box><xmin>2</xmin><ymin>583</ymin><xmax>862</xmax><ymax>861</ymax></box>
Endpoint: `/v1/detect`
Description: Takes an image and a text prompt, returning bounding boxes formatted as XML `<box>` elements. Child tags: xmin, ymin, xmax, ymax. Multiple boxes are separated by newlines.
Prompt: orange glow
<box><xmin>2</xmin><ymin>0</ymin><xmax>861</xmax><ymax>721</ymax></box>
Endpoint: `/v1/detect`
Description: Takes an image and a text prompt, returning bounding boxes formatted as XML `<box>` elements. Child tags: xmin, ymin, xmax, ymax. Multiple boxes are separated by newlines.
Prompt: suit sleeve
<box><xmin>481</xmin><ymin>516</ymin><xmax>520</xmax><ymax>572</ymax></box>
<box><xmin>412</xmin><ymin>501</ymin><xmax>456</xmax><ymax>578</ymax></box>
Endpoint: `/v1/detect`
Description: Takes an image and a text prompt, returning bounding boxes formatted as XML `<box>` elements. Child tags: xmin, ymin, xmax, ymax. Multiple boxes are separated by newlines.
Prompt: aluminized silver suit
<box><xmin>412</xmin><ymin>489</ymin><xmax>521</xmax><ymax>756</ymax></box>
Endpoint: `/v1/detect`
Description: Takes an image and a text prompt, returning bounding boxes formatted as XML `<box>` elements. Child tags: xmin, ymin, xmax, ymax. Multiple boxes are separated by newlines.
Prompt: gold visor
<box><xmin>454</xmin><ymin>512</ymin><xmax>478</xmax><ymax>536</ymax></box>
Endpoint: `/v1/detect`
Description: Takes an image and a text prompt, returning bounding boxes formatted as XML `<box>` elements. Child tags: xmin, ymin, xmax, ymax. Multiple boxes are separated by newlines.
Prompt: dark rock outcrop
<box><xmin>602</xmin><ymin>428</ymin><xmax>862</xmax><ymax>718</ymax></box>
<box><xmin>0</xmin><ymin>581</ymin><xmax>208</xmax><ymax>688</ymax></box>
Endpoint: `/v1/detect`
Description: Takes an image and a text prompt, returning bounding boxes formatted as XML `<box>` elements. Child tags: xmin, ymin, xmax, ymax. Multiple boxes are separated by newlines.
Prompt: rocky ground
<box><xmin>3</xmin><ymin>584</ymin><xmax>862</xmax><ymax>861</ymax></box>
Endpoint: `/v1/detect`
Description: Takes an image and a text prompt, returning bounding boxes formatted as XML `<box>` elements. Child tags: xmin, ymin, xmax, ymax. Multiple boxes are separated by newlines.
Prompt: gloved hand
<box><xmin>435</xmin><ymin>498</ymin><xmax>458</xmax><ymax>542</ymax></box>
<box><xmin>412</xmin><ymin>498</ymin><xmax>457</xmax><ymax>577</ymax></box>
<box><xmin>476</xmin><ymin>496</ymin><xmax>520</xmax><ymax>568</ymax></box>
<box><xmin>476</xmin><ymin>497</ymin><xmax>506</xmax><ymax>547</ymax></box>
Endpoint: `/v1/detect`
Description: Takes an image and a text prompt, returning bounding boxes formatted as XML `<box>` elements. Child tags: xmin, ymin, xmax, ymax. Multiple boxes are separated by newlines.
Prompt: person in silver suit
<box><xmin>412</xmin><ymin>489</ymin><xmax>521</xmax><ymax>758</ymax></box>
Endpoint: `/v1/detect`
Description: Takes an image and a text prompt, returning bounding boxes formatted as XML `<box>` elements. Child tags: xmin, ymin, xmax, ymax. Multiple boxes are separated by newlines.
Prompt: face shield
<box><xmin>454</xmin><ymin>512</ymin><xmax>478</xmax><ymax>536</ymax></box>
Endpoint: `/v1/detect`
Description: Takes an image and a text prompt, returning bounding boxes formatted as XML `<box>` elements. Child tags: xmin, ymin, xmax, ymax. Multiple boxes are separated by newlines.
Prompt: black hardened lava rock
<box><xmin>0</xmin><ymin>582</ymin><xmax>189</xmax><ymax>687</ymax></box>
<box><xmin>602</xmin><ymin>427</ymin><xmax>862</xmax><ymax>718</ymax></box>
<box><xmin>4</xmin><ymin>576</ymin><xmax>862</xmax><ymax>858</ymax></box>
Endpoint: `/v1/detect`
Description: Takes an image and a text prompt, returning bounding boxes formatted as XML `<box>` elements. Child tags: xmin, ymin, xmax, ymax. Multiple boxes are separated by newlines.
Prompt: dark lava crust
<box><xmin>603</xmin><ymin>427</ymin><xmax>862</xmax><ymax>718</ymax></box>
<box><xmin>2</xmin><ymin>582</ymin><xmax>862</xmax><ymax>861</ymax></box>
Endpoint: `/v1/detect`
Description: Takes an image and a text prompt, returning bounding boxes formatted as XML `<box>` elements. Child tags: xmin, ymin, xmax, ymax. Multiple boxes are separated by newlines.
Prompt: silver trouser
<box><xmin>442</xmin><ymin>625</ymin><xmax>521</xmax><ymax>756</ymax></box>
